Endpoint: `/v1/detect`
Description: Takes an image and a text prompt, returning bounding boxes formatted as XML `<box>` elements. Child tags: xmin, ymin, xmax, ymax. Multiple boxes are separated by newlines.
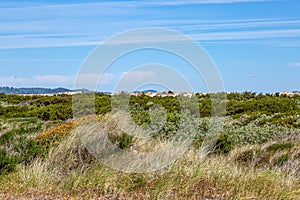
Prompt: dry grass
<box><xmin>1</xmin><ymin>114</ymin><xmax>300</xmax><ymax>199</ymax></box>
<box><xmin>1</xmin><ymin>131</ymin><xmax>299</xmax><ymax>199</ymax></box>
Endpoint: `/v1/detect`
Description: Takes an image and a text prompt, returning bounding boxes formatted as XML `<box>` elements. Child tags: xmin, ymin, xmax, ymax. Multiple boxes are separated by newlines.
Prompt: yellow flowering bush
<box><xmin>35</xmin><ymin>120</ymin><xmax>75</xmax><ymax>146</ymax></box>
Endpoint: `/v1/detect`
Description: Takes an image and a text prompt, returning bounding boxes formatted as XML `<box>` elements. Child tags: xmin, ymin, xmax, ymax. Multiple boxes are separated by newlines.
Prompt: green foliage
<box><xmin>267</xmin><ymin>142</ymin><xmax>294</xmax><ymax>152</ymax></box>
<box><xmin>273</xmin><ymin>154</ymin><xmax>289</xmax><ymax>166</ymax></box>
<box><xmin>213</xmin><ymin>133</ymin><xmax>233</xmax><ymax>154</ymax></box>
<box><xmin>24</xmin><ymin>140</ymin><xmax>49</xmax><ymax>160</ymax></box>
<box><xmin>0</xmin><ymin>118</ymin><xmax>48</xmax><ymax>173</ymax></box>
<box><xmin>235</xmin><ymin>150</ymin><xmax>255</xmax><ymax>164</ymax></box>
<box><xmin>95</xmin><ymin>93</ymin><xmax>112</xmax><ymax>114</ymax></box>
<box><xmin>109</xmin><ymin>134</ymin><xmax>134</xmax><ymax>149</ymax></box>
<box><xmin>0</xmin><ymin>94</ymin><xmax>73</xmax><ymax>120</ymax></box>
<box><xmin>1</xmin><ymin>92</ymin><xmax>300</xmax><ymax>123</ymax></box>
<box><xmin>227</xmin><ymin>93</ymin><xmax>299</xmax><ymax>118</ymax></box>
<box><xmin>1</xmin><ymin>92</ymin><xmax>300</xmax><ymax>199</ymax></box>
<box><xmin>1</xmin><ymin>92</ymin><xmax>300</xmax><ymax>177</ymax></box>
<box><xmin>130</xmin><ymin>103</ymin><xmax>151</xmax><ymax>125</ymax></box>
<box><xmin>0</xmin><ymin>149</ymin><xmax>18</xmax><ymax>173</ymax></box>
<box><xmin>223</xmin><ymin>119</ymin><xmax>299</xmax><ymax>146</ymax></box>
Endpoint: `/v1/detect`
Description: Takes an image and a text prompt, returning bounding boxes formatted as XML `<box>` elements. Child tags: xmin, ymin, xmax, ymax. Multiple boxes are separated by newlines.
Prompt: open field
<box><xmin>0</xmin><ymin>92</ymin><xmax>300</xmax><ymax>199</ymax></box>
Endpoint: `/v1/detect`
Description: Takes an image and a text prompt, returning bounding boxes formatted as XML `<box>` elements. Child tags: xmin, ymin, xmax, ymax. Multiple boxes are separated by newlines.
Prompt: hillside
<box><xmin>0</xmin><ymin>87</ymin><xmax>72</xmax><ymax>94</ymax></box>
<box><xmin>0</xmin><ymin>87</ymin><xmax>91</xmax><ymax>95</ymax></box>
<box><xmin>0</xmin><ymin>92</ymin><xmax>299</xmax><ymax>199</ymax></box>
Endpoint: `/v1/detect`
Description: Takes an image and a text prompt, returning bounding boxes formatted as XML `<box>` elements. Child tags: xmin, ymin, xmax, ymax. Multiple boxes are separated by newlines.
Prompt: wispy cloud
<box><xmin>121</xmin><ymin>71</ymin><xmax>156</xmax><ymax>82</ymax></box>
<box><xmin>0</xmin><ymin>75</ymin><xmax>74</xmax><ymax>88</ymax></box>
<box><xmin>289</xmin><ymin>62</ymin><xmax>300</xmax><ymax>67</ymax></box>
<box><xmin>174</xmin><ymin>19</ymin><xmax>300</xmax><ymax>32</ymax></box>
<box><xmin>0</xmin><ymin>0</ymin><xmax>296</xmax><ymax>49</ymax></box>
<box><xmin>0</xmin><ymin>0</ymin><xmax>277</xmax><ymax>10</ymax></box>
<box><xmin>75</xmin><ymin>73</ymin><xmax>119</xmax><ymax>89</ymax></box>
<box><xmin>0</xmin><ymin>34</ymin><xmax>99</xmax><ymax>49</ymax></box>
<box><xmin>0</xmin><ymin>70</ymin><xmax>160</xmax><ymax>89</ymax></box>
<box><xmin>141</xmin><ymin>0</ymin><xmax>278</xmax><ymax>6</ymax></box>
<box><xmin>1</xmin><ymin>28</ymin><xmax>300</xmax><ymax>49</ymax></box>
<box><xmin>192</xmin><ymin>29</ymin><xmax>300</xmax><ymax>41</ymax></box>
<box><xmin>0</xmin><ymin>73</ymin><xmax>120</xmax><ymax>89</ymax></box>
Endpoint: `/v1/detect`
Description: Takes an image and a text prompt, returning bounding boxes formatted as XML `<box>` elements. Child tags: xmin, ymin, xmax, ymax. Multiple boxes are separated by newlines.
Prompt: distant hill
<box><xmin>0</xmin><ymin>87</ymin><xmax>159</xmax><ymax>95</ymax></box>
<box><xmin>133</xmin><ymin>89</ymin><xmax>158</xmax><ymax>93</ymax></box>
<box><xmin>0</xmin><ymin>87</ymin><xmax>88</xmax><ymax>94</ymax></box>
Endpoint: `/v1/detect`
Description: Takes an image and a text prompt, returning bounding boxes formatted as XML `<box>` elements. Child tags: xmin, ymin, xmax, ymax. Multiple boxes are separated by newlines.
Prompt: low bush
<box><xmin>109</xmin><ymin>133</ymin><xmax>134</xmax><ymax>149</ymax></box>
<box><xmin>273</xmin><ymin>154</ymin><xmax>289</xmax><ymax>166</ymax></box>
<box><xmin>235</xmin><ymin>149</ymin><xmax>255</xmax><ymax>164</ymax></box>
<box><xmin>267</xmin><ymin>142</ymin><xmax>294</xmax><ymax>152</ymax></box>
<box><xmin>0</xmin><ymin>149</ymin><xmax>18</xmax><ymax>173</ymax></box>
<box><xmin>35</xmin><ymin>120</ymin><xmax>75</xmax><ymax>146</ymax></box>
<box><xmin>213</xmin><ymin>133</ymin><xmax>233</xmax><ymax>154</ymax></box>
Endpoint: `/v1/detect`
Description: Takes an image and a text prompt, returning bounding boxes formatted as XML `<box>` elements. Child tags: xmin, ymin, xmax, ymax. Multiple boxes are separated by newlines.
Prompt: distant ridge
<box><xmin>133</xmin><ymin>89</ymin><xmax>158</xmax><ymax>93</ymax></box>
<box><xmin>0</xmin><ymin>87</ymin><xmax>88</xmax><ymax>94</ymax></box>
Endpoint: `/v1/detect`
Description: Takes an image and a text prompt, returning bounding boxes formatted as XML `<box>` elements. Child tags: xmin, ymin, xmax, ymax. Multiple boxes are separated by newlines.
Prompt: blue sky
<box><xmin>0</xmin><ymin>0</ymin><xmax>300</xmax><ymax>93</ymax></box>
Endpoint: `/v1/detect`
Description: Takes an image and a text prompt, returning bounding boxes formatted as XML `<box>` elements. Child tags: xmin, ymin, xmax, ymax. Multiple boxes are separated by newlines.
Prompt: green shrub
<box><xmin>266</xmin><ymin>142</ymin><xmax>294</xmax><ymax>152</ymax></box>
<box><xmin>109</xmin><ymin>134</ymin><xmax>134</xmax><ymax>149</ymax></box>
<box><xmin>273</xmin><ymin>154</ymin><xmax>289</xmax><ymax>166</ymax></box>
<box><xmin>0</xmin><ymin>149</ymin><xmax>18</xmax><ymax>173</ymax></box>
<box><xmin>24</xmin><ymin>140</ymin><xmax>49</xmax><ymax>161</ymax></box>
<box><xmin>235</xmin><ymin>150</ymin><xmax>255</xmax><ymax>164</ymax></box>
<box><xmin>213</xmin><ymin>133</ymin><xmax>233</xmax><ymax>154</ymax></box>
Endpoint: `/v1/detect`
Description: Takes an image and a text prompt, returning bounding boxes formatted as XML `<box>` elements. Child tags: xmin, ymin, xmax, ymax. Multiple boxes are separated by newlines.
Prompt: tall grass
<box><xmin>1</xmin><ymin>113</ymin><xmax>300</xmax><ymax>199</ymax></box>
<box><xmin>1</xmin><ymin>129</ymin><xmax>299</xmax><ymax>199</ymax></box>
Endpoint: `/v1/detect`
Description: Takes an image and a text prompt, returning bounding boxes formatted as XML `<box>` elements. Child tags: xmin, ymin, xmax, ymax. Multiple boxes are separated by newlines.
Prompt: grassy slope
<box><xmin>0</xmin><ymin>115</ymin><xmax>299</xmax><ymax>199</ymax></box>
<box><xmin>0</xmin><ymin>144</ymin><xmax>299</xmax><ymax>199</ymax></box>
<box><xmin>0</xmin><ymin>93</ymin><xmax>300</xmax><ymax>199</ymax></box>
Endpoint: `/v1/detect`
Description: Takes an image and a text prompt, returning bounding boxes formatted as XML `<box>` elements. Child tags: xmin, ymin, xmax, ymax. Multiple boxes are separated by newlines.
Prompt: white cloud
<box><xmin>0</xmin><ymin>0</ymin><xmax>277</xmax><ymax>11</ymax></box>
<box><xmin>75</xmin><ymin>72</ymin><xmax>119</xmax><ymax>90</ymax></box>
<box><xmin>175</xmin><ymin>19</ymin><xmax>300</xmax><ymax>32</ymax></box>
<box><xmin>0</xmin><ymin>33</ymin><xmax>100</xmax><ymax>49</ymax></box>
<box><xmin>290</xmin><ymin>62</ymin><xmax>300</xmax><ymax>67</ymax></box>
<box><xmin>1</xmin><ymin>28</ymin><xmax>300</xmax><ymax>49</ymax></box>
<box><xmin>141</xmin><ymin>0</ymin><xmax>277</xmax><ymax>6</ymax></box>
<box><xmin>121</xmin><ymin>71</ymin><xmax>156</xmax><ymax>82</ymax></box>
<box><xmin>71</xmin><ymin>70</ymin><xmax>159</xmax><ymax>92</ymax></box>
<box><xmin>0</xmin><ymin>75</ymin><xmax>74</xmax><ymax>88</ymax></box>
<box><xmin>0</xmin><ymin>0</ymin><xmax>295</xmax><ymax>49</ymax></box>
<box><xmin>192</xmin><ymin>29</ymin><xmax>300</xmax><ymax>41</ymax></box>
<box><xmin>0</xmin><ymin>72</ymin><xmax>123</xmax><ymax>89</ymax></box>
<box><xmin>0</xmin><ymin>71</ymin><xmax>159</xmax><ymax>89</ymax></box>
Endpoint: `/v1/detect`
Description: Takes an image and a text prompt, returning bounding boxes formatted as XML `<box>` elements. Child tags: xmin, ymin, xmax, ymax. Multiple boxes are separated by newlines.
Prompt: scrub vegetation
<box><xmin>0</xmin><ymin>92</ymin><xmax>300</xmax><ymax>199</ymax></box>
